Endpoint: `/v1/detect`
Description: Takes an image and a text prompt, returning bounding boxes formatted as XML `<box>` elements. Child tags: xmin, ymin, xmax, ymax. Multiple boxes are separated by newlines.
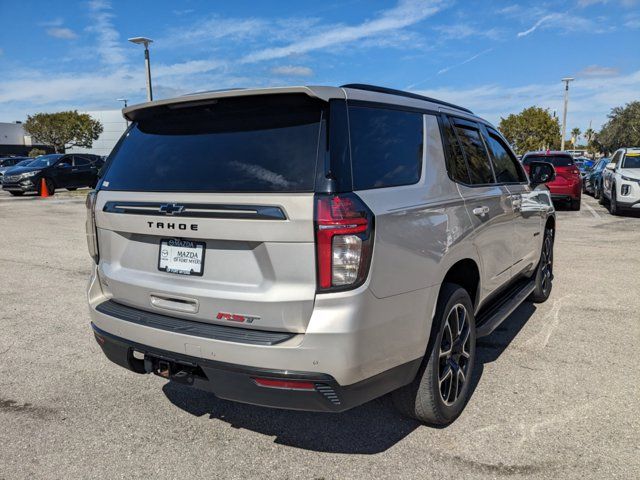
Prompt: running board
<box><xmin>475</xmin><ymin>279</ymin><xmax>535</xmax><ymax>337</ymax></box>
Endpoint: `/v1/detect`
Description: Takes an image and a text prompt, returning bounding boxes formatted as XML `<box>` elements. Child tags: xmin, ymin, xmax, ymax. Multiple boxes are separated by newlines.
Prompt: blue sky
<box><xmin>0</xmin><ymin>0</ymin><xmax>638</xmax><ymax>134</ymax></box>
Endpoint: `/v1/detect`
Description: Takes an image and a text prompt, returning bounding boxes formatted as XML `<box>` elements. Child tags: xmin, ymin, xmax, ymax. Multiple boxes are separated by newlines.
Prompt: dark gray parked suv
<box><xmin>87</xmin><ymin>84</ymin><xmax>556</xmax><ymax>425</ymax></box>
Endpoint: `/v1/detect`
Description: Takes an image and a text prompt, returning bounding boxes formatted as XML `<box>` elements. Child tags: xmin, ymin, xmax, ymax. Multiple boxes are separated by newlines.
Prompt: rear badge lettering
<box><xmin>148</xmin><ymin>221</ymin><xmax>198</xmax><ymax>231</ymax></box>
<box><xmin>216</xmin><ymin>312</ymin><xmax>261</xmax><ymax>324</ymax></box>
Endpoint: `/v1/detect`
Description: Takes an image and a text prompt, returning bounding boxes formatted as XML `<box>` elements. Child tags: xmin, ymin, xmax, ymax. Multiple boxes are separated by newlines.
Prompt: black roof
<box><xmin>341</xmin><ymin>83</ymin><xmax>473</xmax><ymax>114</ymax></box>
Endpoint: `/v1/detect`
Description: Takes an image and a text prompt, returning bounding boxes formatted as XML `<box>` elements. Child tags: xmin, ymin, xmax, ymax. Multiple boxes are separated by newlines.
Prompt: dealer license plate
<box><xmin>158</xmin><ymin>239</ymin><xmax>205</xmax><ymax>276</ymax></box>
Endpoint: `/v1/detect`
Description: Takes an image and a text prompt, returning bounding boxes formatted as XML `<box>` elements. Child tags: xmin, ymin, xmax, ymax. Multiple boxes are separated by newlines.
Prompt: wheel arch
<box><xmin>439</xmin><ymin>258</ymin><xmax>480</xmax><ymax>310</ymax></box>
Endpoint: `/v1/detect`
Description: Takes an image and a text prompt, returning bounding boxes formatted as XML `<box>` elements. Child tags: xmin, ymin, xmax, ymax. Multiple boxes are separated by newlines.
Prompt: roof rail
<box><xmin>340</xmin><ymin>83</ymin><xmax>473</xmax><ymax>114</ymax></box>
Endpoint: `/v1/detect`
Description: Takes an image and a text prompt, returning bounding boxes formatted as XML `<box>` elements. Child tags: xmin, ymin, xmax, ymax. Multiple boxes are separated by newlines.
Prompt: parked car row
<box><xmin>521</xmin><ymin>151</ymin><xmax>581</xmax><ymax>210</ymax></box>
<box><xmin>597</xmin><ymin>147</ymin><xmax>640</xmax><ymax>215</ymax></box>
<box><xmin>1</xmin><ymin>153</ymin><xmax>105</xmax><ymax>196</ymax></box>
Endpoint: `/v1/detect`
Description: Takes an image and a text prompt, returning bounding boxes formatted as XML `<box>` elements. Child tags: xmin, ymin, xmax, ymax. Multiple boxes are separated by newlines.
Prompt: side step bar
<box><xmin>475</xmin><ymin>279</ymin><xmax>536</xmax><ymax>337</ymax></box>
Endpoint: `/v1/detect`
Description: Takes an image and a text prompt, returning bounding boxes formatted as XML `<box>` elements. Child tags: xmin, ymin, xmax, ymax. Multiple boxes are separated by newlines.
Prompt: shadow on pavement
<box><xmin>163</xmin><ymin>301</ymin><xmax>537</xmax><ymax>454</ymax></box>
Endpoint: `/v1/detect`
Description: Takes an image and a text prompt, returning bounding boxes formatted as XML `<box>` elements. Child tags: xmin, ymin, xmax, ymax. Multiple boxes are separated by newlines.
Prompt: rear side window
<box><xmin>485</xmin><ymin>132</ymin><xmax>526</xmax><ymax>183</ymax></box>
<box><xmin>348</xmin><ymin>106</ymin><xmax>423</xmax><ymax>190</ymax></box>
<box><xmin>101</xmin><ymin>94</ymin><xmax>323</xmax><ymax>192</ymax></box>
<box><xmin>454</xmin><ymin>124</ymin><xmax>494</xmax><ymax>184</ymax></box>
<box><xmin>73</xmin><ymin>157</ymin><xmax>91</xmax><ymax>166</ymax></box>
<box><xmin>522</xmin><ymin>155</ymin><xmax>573</xmax><ymax>167</ymax></box>
<box><xmin>441</xmin><ymin>120</ymin><xmax>470</xmax><ymax>183</ymax></box>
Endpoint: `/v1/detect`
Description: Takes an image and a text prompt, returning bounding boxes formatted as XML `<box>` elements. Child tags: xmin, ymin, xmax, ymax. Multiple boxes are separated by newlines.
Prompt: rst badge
<box><xmin>216</xmin><ymin>312</ymin><xmax>261</xmax><ymax>324</ymax></box>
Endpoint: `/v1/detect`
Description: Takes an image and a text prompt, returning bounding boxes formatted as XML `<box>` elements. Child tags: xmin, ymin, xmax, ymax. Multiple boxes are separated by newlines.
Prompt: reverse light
<box><xmin>85</xmin><ymin>190</ymin><xmax>100</xmax><ymax>264</ymax></box>
<box><xmin>314</xmin><ymin>193</ymin><xmax>374</xmax><ymax>292</ymax></box>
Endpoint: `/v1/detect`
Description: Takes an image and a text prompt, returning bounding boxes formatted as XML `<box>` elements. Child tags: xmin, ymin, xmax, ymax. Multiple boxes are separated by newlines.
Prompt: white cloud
<box><xmin>413</xmin><ymin>70</ymin><xmax>640</xmax><ymax>130</ymax></box>
<box><xmin>46</xmin><ymin>27</ymin><xmax>78</xmax><ymax>40</ymax></box>
<box><xmin>578</xmin><ymin>65</ymin><xmax>620</xmax><ymax>77</ymax></box>
<box><xmin>578</xmin><ymin>0</ymin><xmax>639</xmax><ymax>6</ymax></box>
<box><xmin>86</xmin><ymin>0</ymin><xmax>126</xmax><ymax>65</ymax></box>
<box><xmin>516</xmin><ymin>10</ymin><xmax>612</xmax><ymax>37</ymax></box>
<box><xmin>434</xmin><ymin>23</ymin><xmax>502</xmax><ymax>40</ymax></box>
<box><xmin>517</xmin><ymin>13</ymin><xmax>563</xmax><ymax>37</ymax></box>
<box><xmin>242</xmin><ymin>0</ymin><xmax>444</xmax><ymax>63</ymax></box>
<box><xmin>270</xmin><ymin>65</ymin><xmax>314</xmax><ymax>77</ymax></box>
<box><xmin>162</xmin><ymin>17</ymin><xmax>267</xmax><ymax>46</ymax></box>
<box><xmin>154</xmin><ymin>59</ymin><xmax>227</xmax><ymax>77</ymax></box>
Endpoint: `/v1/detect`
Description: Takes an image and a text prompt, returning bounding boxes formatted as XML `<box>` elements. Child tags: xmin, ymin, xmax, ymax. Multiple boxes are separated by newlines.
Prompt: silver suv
<box><xmin>87</xmin><ymin>84</ymin><xmax>556</xmax><ymax>425</ymax></box>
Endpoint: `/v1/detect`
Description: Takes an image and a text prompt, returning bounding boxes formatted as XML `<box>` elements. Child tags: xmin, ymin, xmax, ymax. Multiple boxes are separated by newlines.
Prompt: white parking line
<box><xmin>584</xmin><ymin>201</ymin><xmax>601</xmax><ymax>219</ymax></box>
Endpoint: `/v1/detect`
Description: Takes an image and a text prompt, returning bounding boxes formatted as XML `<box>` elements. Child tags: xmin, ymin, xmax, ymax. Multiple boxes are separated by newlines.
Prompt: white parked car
<box><xmin>601</xmin><ymin>147</ymin><xmax>640</xmax><ymax>215</ymax></box>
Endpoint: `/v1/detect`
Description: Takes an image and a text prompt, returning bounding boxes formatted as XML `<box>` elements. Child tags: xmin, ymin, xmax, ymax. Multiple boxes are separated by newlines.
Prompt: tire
<box><xmin>392</xmin><ymin>283</ymin><xmax>476</xmax><ymax>426</ymax></box>
<box><xmin>594</xmin><ymin>182</ymin><xmax>601</xmax><ymax>200</ymax></box>
<box><xmin>609</xmin><ymin>184</ymin><xmax>619</xmax><ymax>215</ymax></box>
<box><xmin>529</xmin><ymin>227</ymin><xmax>554</xmax><ymax>303</ymax></box>
<box><xmin>570</xmin><ymin>197</ymin><xmax>581</xmax><ymax>211</ymax></box>
<box><xmin>39</xmin><ymin>178</ymin><xmax>55</xmax><ymax>196</ymax></box>
<box><xmin>9</xmin><ymin>191</ymin><xmax>24</xmax><ymax>196</ymax></box>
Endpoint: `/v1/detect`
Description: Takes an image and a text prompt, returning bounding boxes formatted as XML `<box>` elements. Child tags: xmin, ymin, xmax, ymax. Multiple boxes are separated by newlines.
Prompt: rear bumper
<box><xmin>92</xmin><ymin>323</ymin><xmax>420</xmax><ymax>412</ymax></box>
<box><xmin>88</xmin><ymin>264</ymin><xmax>434</xmax><ymax>402</ymax></box>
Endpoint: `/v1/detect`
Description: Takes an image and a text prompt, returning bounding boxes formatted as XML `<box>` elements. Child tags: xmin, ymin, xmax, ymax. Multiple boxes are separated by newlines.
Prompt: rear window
<box><xmin>348</xmin><ymin>106</ymin><xmax>423</xmax><ymax>190</ymax></box>
<box><xmin>101</xmin><ymin>95</ymin><xmax>324</xmax><ymax>192</ymax></box>
<box><xmin>523</xmin><ymin>155</ymin><xmax>574</xmax><ymax>167</ymax></box>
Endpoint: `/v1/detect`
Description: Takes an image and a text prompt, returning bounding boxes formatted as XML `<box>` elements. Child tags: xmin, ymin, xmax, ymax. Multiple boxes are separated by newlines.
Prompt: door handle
<box><xmin>472</xmin><ymin>206</ymin><xmax>490</xmax><ymax>217</ymax></box>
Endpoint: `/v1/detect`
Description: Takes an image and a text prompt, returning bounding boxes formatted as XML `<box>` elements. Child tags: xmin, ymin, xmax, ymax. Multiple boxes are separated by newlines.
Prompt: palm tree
<box><xmin>571</xmin><ymin>128</ymin><xmax>581</xmax><ymax>148</ymax></box>
<box><xmin>584</xmin><ymin>127</ymin><xmax>595</xmax><ymax>144</ymax></box>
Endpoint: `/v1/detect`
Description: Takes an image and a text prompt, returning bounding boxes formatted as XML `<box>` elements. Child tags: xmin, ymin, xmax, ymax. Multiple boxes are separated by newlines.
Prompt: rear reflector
<box><xmin>252</xmin><ymin>378</ymin><xmax>315</xmax><ymax>391</ymax></box>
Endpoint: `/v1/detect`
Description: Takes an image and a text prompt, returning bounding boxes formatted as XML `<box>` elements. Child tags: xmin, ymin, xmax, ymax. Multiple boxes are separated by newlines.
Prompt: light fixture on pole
<box><xmin>560</xmin><ymin>77</ymin><xmax>574</xmax><ymax>151</ymax></box>
<box><xmin>116</xmin><ymin>98</ymin><xmax>129</xmax><ymax>127</ymax></box>
<box><xmin>128</xmin><ymin>37</ymin><xmax>154</xmax><ymax>102</ymax></box>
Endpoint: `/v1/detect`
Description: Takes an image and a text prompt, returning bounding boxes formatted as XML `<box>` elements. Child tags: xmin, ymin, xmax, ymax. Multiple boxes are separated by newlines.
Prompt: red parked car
<box><xmin>522</xmin><ymin>151</ymin><xmax>581</xmax><ymax>210</ymax></box>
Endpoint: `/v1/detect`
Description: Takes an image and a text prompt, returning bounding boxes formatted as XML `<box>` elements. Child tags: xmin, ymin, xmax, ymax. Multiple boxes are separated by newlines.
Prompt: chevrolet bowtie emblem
<box><xmin>159</xmin><ymin>203</ymin><xmax>185</xmax><ymax>215</ymax></box>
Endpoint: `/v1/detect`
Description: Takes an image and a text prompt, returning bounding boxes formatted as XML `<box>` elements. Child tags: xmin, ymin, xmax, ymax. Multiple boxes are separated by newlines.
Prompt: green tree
<box><xmin>570</xmin><ymin>128</ymin><xmax>581</xmax><ymax>148</ymax></box>
<box><xmin>24</xmin><ymin>111</ymin><xmax>103</xmax><ymax>153</ymax></box>
<box><xmin>595</xmin><ymin>101</ymin><xmax>640</xmax><ymax>153</ymax></box>
<box><xmin>28</xmin><ymin>148</ymin><xmax>46</xmax><ymax>157</ymax></box>
<box><xmin>498</xmin><ymin>106</ymin><xmax>561</xmax><ymax>155</ymax></box>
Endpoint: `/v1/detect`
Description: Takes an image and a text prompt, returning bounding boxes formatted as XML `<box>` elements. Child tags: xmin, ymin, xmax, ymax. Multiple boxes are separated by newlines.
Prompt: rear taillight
<box><xmin>85</xmin><ymin>190</ymin><xmax>99</xmax><ymax>264</ymax></box>
<box><xmin>314</xmin><ymin>193</ymin><xmax>374</xmax><ymax>292</ymax></box>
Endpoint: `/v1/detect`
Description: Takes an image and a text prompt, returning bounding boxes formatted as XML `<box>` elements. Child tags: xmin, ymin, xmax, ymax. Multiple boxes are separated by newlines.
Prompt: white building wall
<box><xmin>67</xmin><ymin>110</ymin><xmax>128</xmax><ymax>157</ymax></box>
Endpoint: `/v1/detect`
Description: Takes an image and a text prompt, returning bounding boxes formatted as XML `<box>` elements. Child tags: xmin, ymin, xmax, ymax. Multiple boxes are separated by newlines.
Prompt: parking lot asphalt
<box><xmin>0</xmin><ymin>189</ymin><xmax>638</xmax><ymax>480</ymax></box>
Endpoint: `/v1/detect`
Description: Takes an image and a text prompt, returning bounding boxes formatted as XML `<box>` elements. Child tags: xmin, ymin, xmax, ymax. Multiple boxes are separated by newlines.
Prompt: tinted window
<box><xmin>454</xmin><ymin>125</ymin><xmax>494</xmax><ymax>184</ymax></box>
<box><xmin>348</xmin><ymin>106</ymin><xmax>423</xmax><ymax>190</ymax></box>
<box><xmin>522</xmin><ymin>155</ymin><xmax>574</xmax><ymax>167</ymax></box>
<box><xmin>485</xmin><ymin>132</ymin><xmax>525</xmax><ymax>183</ymax></box>
<box><xmin>102</xmin><ymin>95</ymin><xmax>323</xmax><ymax>192</ymax></box>
<box><xmin>622</xmin><ymin>154</ymin><xmax>640</xmax><ymax>169</ymax></box>
<box><xmin>73</xmin><ymin>157</ymin><xmax>91</xmax><ymax>166</ymax></box>
<box><xmin>442</xmin><ymin>121</ymin><xmax>470</xmax><ymax>183</ymax></box>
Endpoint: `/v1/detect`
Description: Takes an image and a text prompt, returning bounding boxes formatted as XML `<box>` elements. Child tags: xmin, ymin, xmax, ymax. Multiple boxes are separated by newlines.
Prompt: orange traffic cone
<box><xmin>40</xmin><ymin>178</ymin><xmax>50</xmax><ymax>198</ymax></box>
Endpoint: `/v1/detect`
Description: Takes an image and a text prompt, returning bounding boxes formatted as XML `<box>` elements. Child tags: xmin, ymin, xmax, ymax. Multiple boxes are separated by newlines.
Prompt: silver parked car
<box><xmin>87</xmin><ymin>84</ymin><xmax>556</xmax><ymax>425</ymax></box>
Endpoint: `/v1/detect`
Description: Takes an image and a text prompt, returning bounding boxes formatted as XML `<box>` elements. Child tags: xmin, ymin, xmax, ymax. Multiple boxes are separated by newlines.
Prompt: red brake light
<box><xmin>314</xmin><ymin>193</ymin><xmax>374</xmax><ymax>292</ymax></box>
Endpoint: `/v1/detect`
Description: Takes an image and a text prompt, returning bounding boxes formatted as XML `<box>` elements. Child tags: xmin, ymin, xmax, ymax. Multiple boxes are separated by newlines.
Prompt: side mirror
<box><xmin>605</xmin><ymin>162</ymin><xmax>616</xmax><ymax>171</ymax></box>
<box><xmin>528</xmin><ymin>161</ymin><xmax>556</xmax><ymax>187</ymax></box>
<box><xmin>56</xmin><ymin>162</ymin><xmax>70</xmax><ymax>168</ymax></box>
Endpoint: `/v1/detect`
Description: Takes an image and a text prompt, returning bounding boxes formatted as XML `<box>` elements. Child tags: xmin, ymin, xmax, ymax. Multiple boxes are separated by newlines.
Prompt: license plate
<box><xmin>158</xmin><ymin>239</ymin><xmax>205</xmax><ymax>276</ymax></box>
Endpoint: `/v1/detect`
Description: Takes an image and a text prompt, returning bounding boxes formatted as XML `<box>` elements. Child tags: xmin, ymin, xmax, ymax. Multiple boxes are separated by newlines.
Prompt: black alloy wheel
<box><xmin>438</xmin><ymin>304</ymin><xmax>472</xmax><ymax>405</ymax></box>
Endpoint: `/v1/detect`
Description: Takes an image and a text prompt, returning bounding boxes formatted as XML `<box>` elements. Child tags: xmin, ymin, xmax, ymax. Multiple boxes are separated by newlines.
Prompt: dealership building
<box><xmin>0</xmin><ymin>109</ymin><xmax>127</xmax><ymax>158</ymax></box>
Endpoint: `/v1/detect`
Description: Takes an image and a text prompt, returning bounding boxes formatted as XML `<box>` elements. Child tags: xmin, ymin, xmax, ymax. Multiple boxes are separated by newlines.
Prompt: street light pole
<box><xmin>128</xmin><ymin>37</ymin><xmax>154</xmax><ymax>102</ymax></box>
<box><xmin>116</xmin><ymin>98</ymin><xmax>129</xmax><ymax>127</ymax></box>
<box><xmin>560</xmin><ymin>77</ymin><xmax>574</xmax><ymax>151</ymax></box>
